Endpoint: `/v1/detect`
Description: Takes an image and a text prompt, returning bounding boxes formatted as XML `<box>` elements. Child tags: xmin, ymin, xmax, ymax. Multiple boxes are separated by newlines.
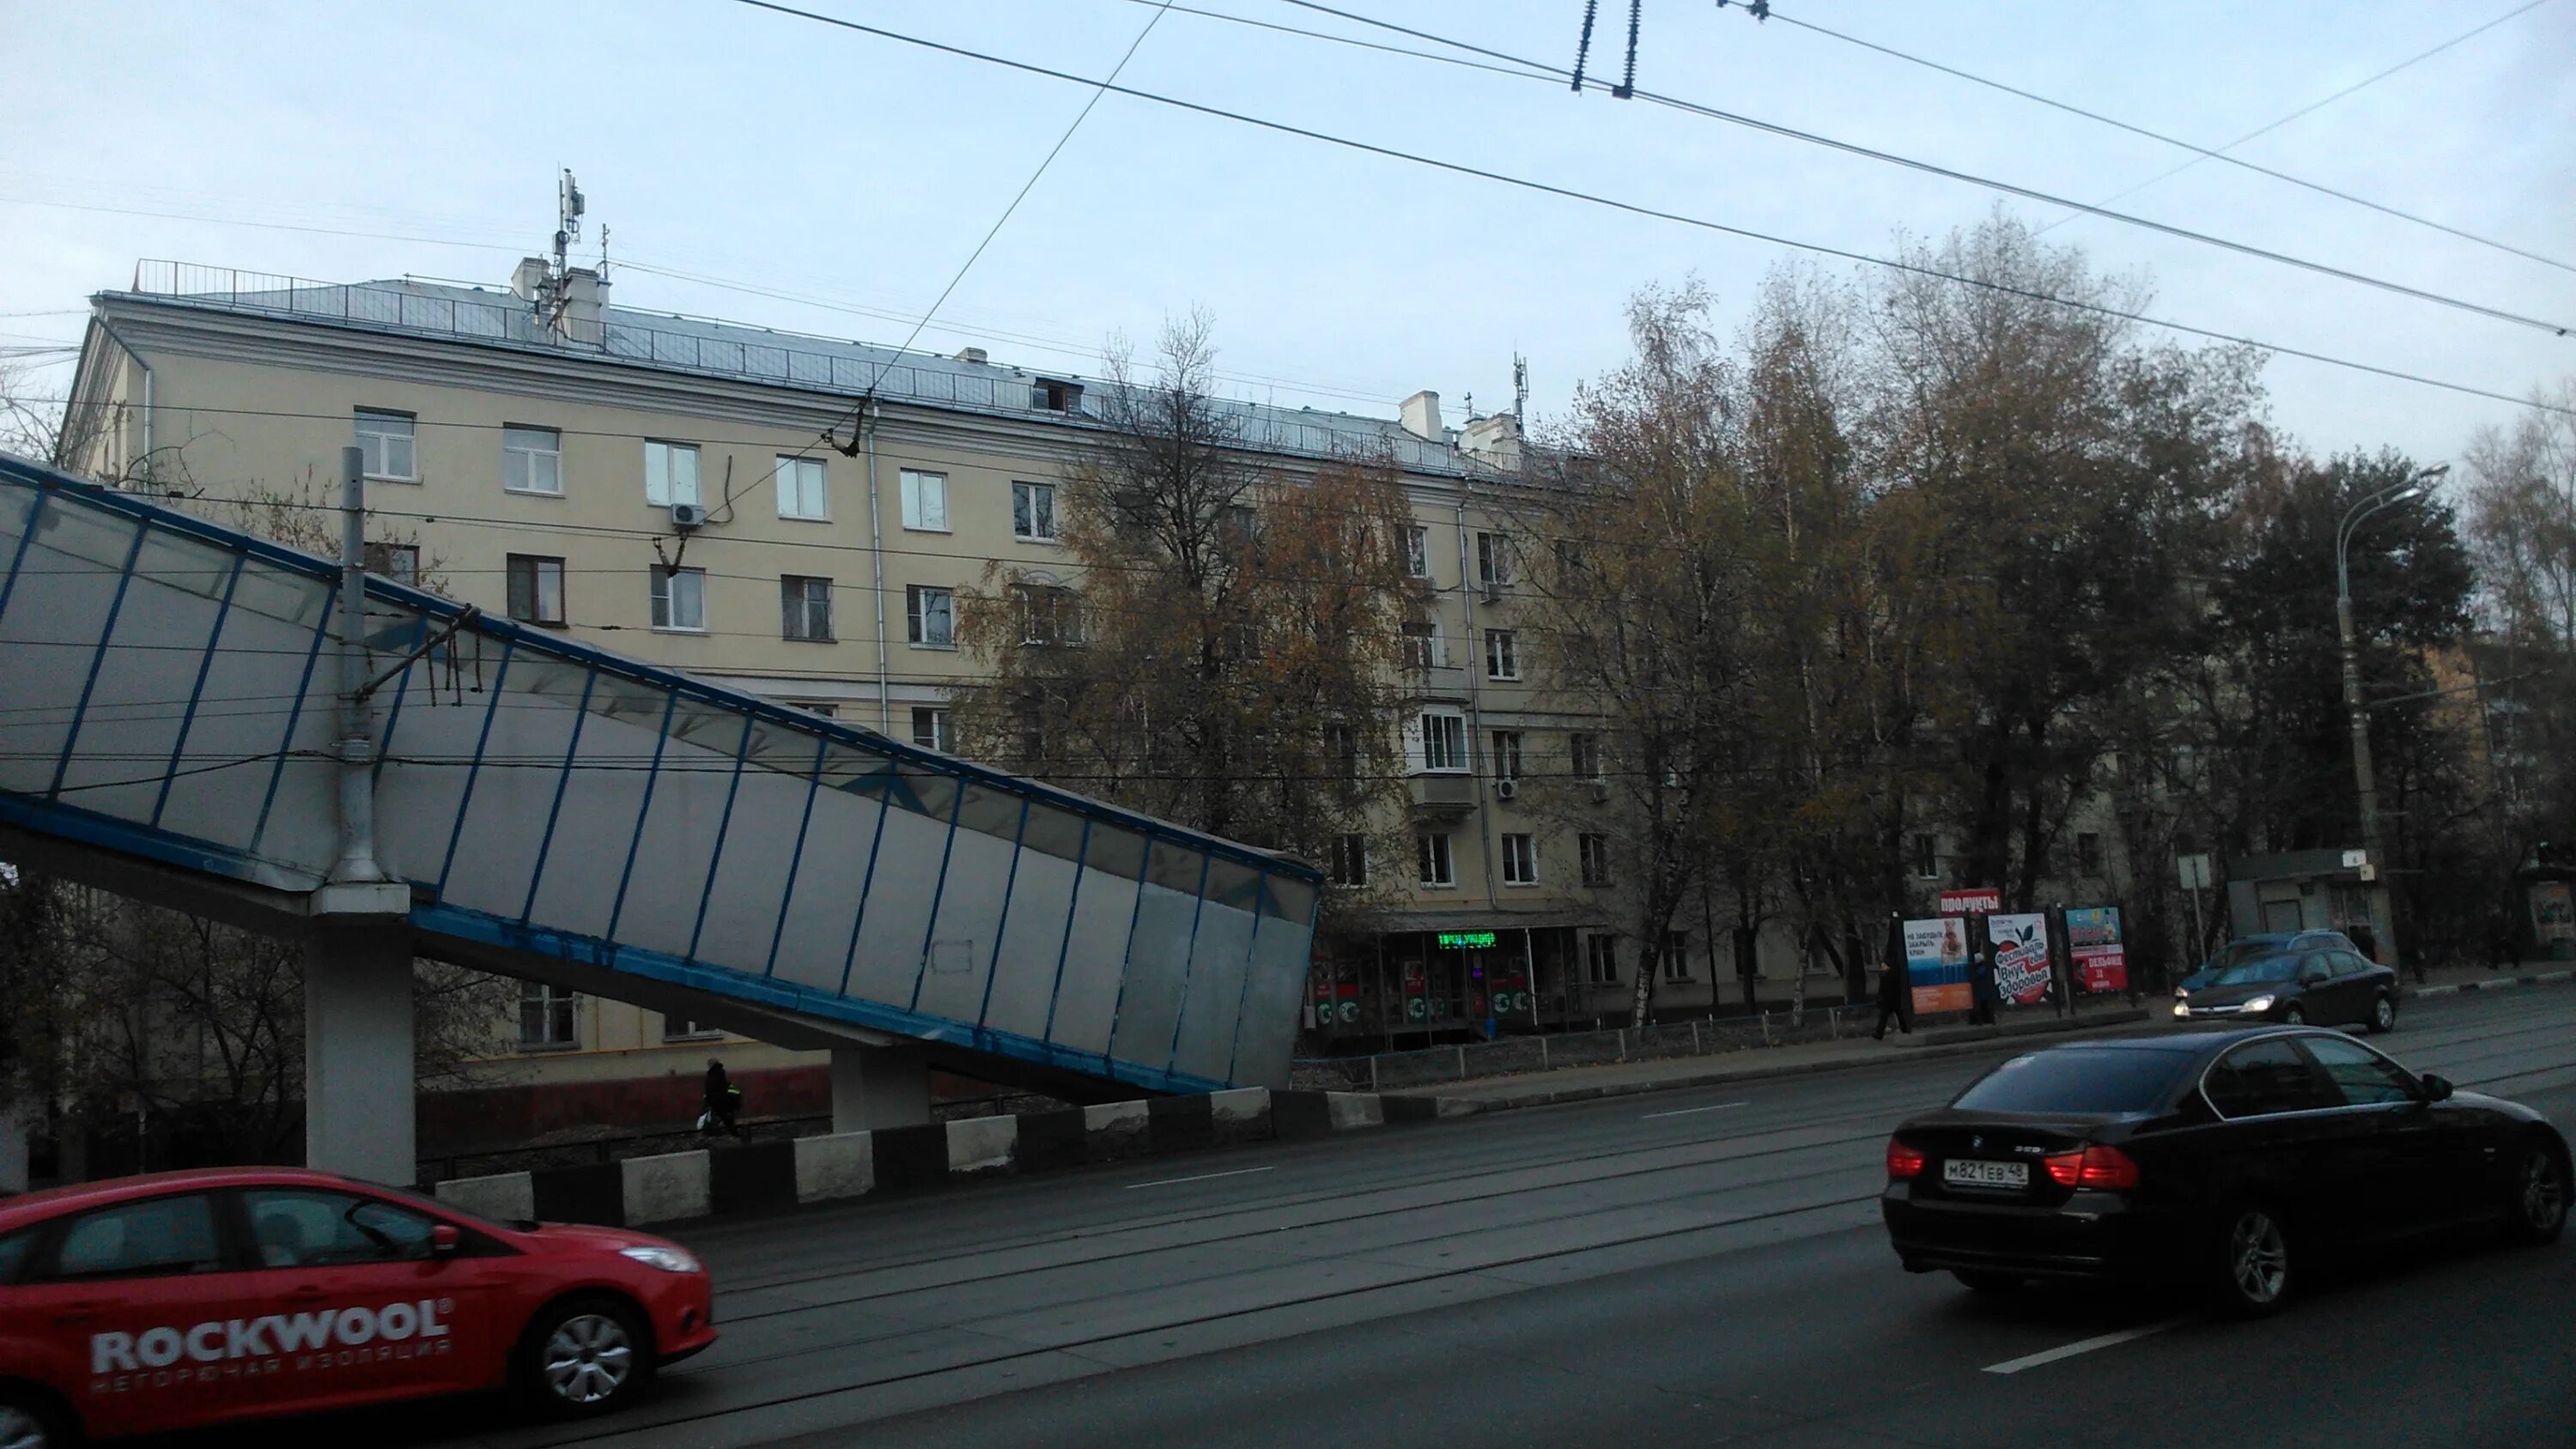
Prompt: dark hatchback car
<box><xmin>2173</xmin><ymin>930</ymin><xmax>2357</xmax><ymax>996</ymax></box>
<box><xmin>1881</xmin><ymin>1029</ymin><xmax>2567</xmax><ymax>1314</ymax></box>
<box><xmin>2175</xmin><ymin>946</ymin><xmax>2399</xmax><ymax>1033</ymax></box>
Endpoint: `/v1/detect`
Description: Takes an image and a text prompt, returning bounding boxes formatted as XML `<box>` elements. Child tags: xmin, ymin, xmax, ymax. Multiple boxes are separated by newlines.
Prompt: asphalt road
<box><xmin>317</xmin><ymin>989</ymin><xmax>2576</xmax><ymax>1449</ymax></box>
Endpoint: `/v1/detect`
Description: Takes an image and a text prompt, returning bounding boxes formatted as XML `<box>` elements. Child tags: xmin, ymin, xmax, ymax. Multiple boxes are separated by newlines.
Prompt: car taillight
<box><xmin>2043</xmin><ymin>1145</ymin><xmax>2141</xmax><ymax>1190</ymax></box>
<box><xmin>1886</xmin><ymin>1138</ymin><xmax>1926</xmax><ymax>1179</ymax></box>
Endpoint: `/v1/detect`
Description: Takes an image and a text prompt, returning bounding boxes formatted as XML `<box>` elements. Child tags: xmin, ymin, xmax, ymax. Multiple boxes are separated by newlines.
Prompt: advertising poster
<box><xmin>2066</xmin><ymin>906</ymin><xmax>2129</xmax><ymax>993</ymax></box>
<box><xmin>1988</xmin><ymin>912</ymin><xmax>2054</xmax><ymax>1004</ymax></box>
<box><xmin>1904</xmin><ymin>916</ymin><xmax>1971</xmax><ymax>1015</ymax></box>
<box><xmin>1939</xmin><ymin>888</ymin><xmax>2002</xmax><ymax>916</ymax></box>
<box><xmin>2530</xmin><ymin>882</ymin><xmax>2573</xmax><ymax>951</ymax></box>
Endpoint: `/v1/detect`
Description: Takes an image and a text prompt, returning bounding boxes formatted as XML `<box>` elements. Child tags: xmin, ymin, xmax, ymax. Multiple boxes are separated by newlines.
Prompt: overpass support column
<box><xmin>830</xmin><ymin>1046</ymin><xmax>931</xmax><ymax>1132</ymax></box>
<box><xmin>305</xmin><ymin>917</ymin><xmax>415</xmax><ymax>1185</ymax></box>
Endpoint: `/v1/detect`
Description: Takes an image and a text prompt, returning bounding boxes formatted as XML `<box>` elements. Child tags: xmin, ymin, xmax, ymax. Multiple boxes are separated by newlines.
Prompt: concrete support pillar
<box><xmin>829</xmin><ymin>1045</ymin><xmax>931</xmax><ymax>1133</ymax></box>
<box><xmin>0</xmin><ymin>1094</ymin><xmax>33</xmax><ymax>1194</ymax></box>
<box><xmin>304</xmin><ymin>919</ymin><xmax>416</xmax><ymax>1185</ymax></box>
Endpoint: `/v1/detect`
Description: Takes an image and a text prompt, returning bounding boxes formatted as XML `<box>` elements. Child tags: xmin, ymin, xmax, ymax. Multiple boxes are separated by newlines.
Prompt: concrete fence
<box><xmin>432</xmin><ymin>1086</ymin><xmax>1423</xmax><ymax>1228</ymax></box>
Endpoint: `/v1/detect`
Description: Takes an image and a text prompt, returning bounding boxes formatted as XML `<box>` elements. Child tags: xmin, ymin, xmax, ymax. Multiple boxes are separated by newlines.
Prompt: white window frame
<box><xmin>503</xmin><ymin>424</ymin><xmax>562</xmax><ymax>496</ymax></box>
<box><xmin>1476</xmin><ymin>530</ymin><xmax>1512</xmax><ymax>587</ymax></box>
<box><xmin>1584</xmin><ymin>934</ymin><xmax>1619</xmax><ymax>985</ymax></box>
<box><xmin>1401</xmin><ymin>620</ymin><xmax>1444</xmax><ymax>670</ymax></box>
<box><xmin>781</xmin><ymin>573</ymin><xmax>834</xmax><ymax>641</ymax></box>
<box><xmin>1416</xmin><ymin>832</ymin><xmax>1455</xmax><ymax>888</ymax></box>
<box><xmin>1492</xmin><ymin>730</ymin><xmax>1523</xmax><ymax>782</ymax></box>
<box><xmin>354</xmin><ymin>409</ymin><xmax>416</xmax><ymax>482</ymax></box>
<box><xmin>907</xmin><ymin>585</ymin><xmax>956</xmax><ymax>649</ymax></box>
<box><xmin>651</xmin><ymin>565</ymin><xmax>707</xmax><ymax>633</ymax></box>
<box><xmin>1662</xmin><ymin>933</ymin><xmax>1691</xmax><ymax>982</ymax></box>
<box><xmin>1404</xmin><ymin>524</ymin><xmax>1431</xmax><ymax>579</ymax></box>
<box><xmin>518</xmin><ymin>982</ymin><xmax>578</xmax><ymax>1048</ymax></box>
<box><xmin>1012</xmin><ymin>481</ymin><xmax>1058</xmax><ymax>543</ymax></box>
<box><xmin>645</xmin><ymin>440</ymin><xmax>701</xmax><ymax>507</ymax></box>
<box><xmin>911</xmin><ymin>706</ymin><xmax>953</xmax><ymax>753</ymax></box>
<box><xmin>775</xmin><ymin>455</ymin><xmax>829</xmax><ymax>521</ymax></box>
<box><xmin>507</xmin><ymin>553</ymin><xmax>566</xmax><ymax>627</ymax></box>
<box><xmin>1571</xmin><ymin>731</ymin><xmax>1602</xmax><ymax>781</ymax></box>
<box><xmin>1419</xmin><ymin>710</ymin><xmax>1467</xmax><ymax>773</ymax></box>
<box><xmin>365</xmin><ymin>542</ymin><xmax>419</xmax><ymax>587</ymax></box>
<box><xmin>901</xmin><ymin>470</ymin><xmax>950</xmax><ymax>532</ymax></box>
<box><xmin>1485</xmin><ymin>629</ymin><xmax>1520</xmax><ymax>682</ymax></box>
<box><xmin>1579</xmin><ymin>832</ymin><xmax>1612</xmax><ymax>887</ymax></box>
<box><xmin>1501</xmin><ymin>832</ymin><xmax>1538</xmax><ymax>886</ymax></box>
<box><xmin>1330</xmin><ymin>833</ymin><xmax>1368</xmax><ymax>888</ymax></box>
<box><xmin>1914</xmin><ymin>834</ymin><xmax>1939</xmax><ymax>880</ymax></box>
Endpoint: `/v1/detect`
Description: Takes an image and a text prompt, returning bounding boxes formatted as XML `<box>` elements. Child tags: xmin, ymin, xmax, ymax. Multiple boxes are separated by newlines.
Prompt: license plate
<box><xmin>1942</xmin><ymin>1158</ymin><xmax>2029</xmax><ymax>1190</ymax></box>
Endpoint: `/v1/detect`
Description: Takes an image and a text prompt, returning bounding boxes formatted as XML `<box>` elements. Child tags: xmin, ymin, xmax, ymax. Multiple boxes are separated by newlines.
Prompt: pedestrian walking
<box><xmin>1970</xmin><ymin>949</ymin><xmax>2000</xmax><ymax>1026</ymax></box>
<box><xmin>702</xmin><ymin>1058</ymin><xmax>743</xmax><ymax>1137</ymax></box>
<box><xmin>1874</xmin><ymin>957</ymin><xmax>1911</xmax><ymax>1040</ymax></box>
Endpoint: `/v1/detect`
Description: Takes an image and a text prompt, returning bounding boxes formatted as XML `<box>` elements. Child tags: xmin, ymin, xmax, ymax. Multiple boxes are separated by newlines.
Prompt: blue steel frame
<box><xmin>604</xmin><ymin>688</ymin><xmax>678</xmax><ymax>944</ymax></box>
<box><xmin>0</xmin><ymin>458</ymin><xmax>1323</xmax><ymax>1093</ymax></box>
<box><xmin>519</xmin><ymin>669</ymin><xmax>598</xmax><ymax>922</ymax></box>
<box><xmin>153</xmin><ymin>553</ymin><xmax>246</xmax><ymax>828</ymax></box>
<box><xmin>974</xmin><ymin>797</ymin><xmax>1034</xmax><ymax>1038</ymax></box>
<box><xmin>46</xmin><ymin>513</ymin><xmax>151</xmax><ymax>798</ymax></box>
<box><xmin>685</xmin><ymin>715</ymin><xmax>759</xmax><ymax>966</ymax></box>
<box><xmin>246</xmin><ymin>577</ymin><xmax>335</xmax><ymax>858</ymax></box>
<box><xmin>762</xmin><ymin>733</ymin><xmax>832</xmax><ymax>979</ymax></box>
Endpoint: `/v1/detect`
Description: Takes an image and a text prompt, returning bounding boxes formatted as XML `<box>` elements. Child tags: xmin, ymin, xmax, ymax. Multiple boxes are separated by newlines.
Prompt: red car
<box><xmin>0</xmin><ymin>1167</ymin><xmax>715</xmax><ymax>1446</ymax></box>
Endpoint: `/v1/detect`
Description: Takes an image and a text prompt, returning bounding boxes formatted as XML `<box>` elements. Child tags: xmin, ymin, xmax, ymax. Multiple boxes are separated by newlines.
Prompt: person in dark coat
<box><xmin>1874</xmin><ymin>957</ymin><xmax>1911</xmax><ymax>1040</ymax></box>
<box><xmin>702</xmin><ymin>1058</ymin><xmax>742</xmax><ymax>1137</ymax></box>
<box><xmin>1970</xmin><ymin>949</ymin><xmax>2000</xmax><ymax>1025</ymax></box>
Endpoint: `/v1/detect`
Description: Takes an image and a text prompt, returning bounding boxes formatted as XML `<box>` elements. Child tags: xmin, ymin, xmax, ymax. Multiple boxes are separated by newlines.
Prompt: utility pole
<box><xmin>331</xmin><ymin>446</ymin><xmax>386</xmax><ymax>888</ymax></box>
<box><xmin>2335</xmin><ymin>463</ymin><xmax>2447</xmax><ymax>967</ymax></box>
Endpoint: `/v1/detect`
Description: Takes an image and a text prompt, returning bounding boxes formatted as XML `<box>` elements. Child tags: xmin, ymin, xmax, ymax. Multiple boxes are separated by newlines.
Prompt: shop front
<box><xmin>1307</xmin><ymin>916</ymin><xmax>1598</xmax><ymax>1050</ymax></box>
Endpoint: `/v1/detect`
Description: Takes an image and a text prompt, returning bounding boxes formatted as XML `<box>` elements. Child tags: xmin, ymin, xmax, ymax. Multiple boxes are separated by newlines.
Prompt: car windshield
<box><xmin>1952</xmin><ymin>1048</ymin><xmax>2195</xmax><ymax>1114</ymax></box>
<box><xmin>2214</xmin><ymin>955</ymin><xmax>2300</xmax><ymax>986</ymax></box>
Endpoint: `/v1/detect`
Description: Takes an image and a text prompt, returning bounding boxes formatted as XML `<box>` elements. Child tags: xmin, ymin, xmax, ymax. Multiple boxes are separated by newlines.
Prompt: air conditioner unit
<box><xmin>670</xmin><ymin>501</ymin><xmax>708</xmax><ymax>530</ymax></box>
<box><xmin>1493</xmin><ymin>778</ymin><xmax>1519</xmax><ymax>802</ymax></box>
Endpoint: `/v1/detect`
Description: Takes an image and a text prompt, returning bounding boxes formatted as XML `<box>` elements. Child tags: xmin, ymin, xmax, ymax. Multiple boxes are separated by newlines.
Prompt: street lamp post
<box><xmin>2335</xmin><ymin>463</ymin><xmax>2448</xmax><ymax>967</ymax></box>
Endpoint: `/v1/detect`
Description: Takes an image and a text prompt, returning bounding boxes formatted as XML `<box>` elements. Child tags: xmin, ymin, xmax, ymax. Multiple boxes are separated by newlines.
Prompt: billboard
<box><xmin>1904</xmin><ymin>916</ymin><xmax>1971</xmax><ymax>1015</ymax></box>
<box><xmin>1939</xmin><ymin>888</ymin><xmax>2002</xmax><ymax>916</ymax></box>
<box><xmin>2066</xmin><ymin>906</ymin><xmax>2129</xmax><ymax>993</ymax></box>
<box><xmin>1988</xmin><ymin>912</ymin><xmax>2054</xmax><ymax>1005</ymax></box>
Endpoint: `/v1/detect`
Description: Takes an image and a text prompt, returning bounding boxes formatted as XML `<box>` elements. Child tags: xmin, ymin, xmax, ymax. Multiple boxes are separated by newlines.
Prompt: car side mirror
<box><xmin>2418</xmin><ymin>1074</ymin><xmax>2454</xmax><ymax>1103</ymax></box>
<box><xmin>430</xmin><ymin>1223</ymin><xmax>461</xmax><ymax>1256</ymax></box>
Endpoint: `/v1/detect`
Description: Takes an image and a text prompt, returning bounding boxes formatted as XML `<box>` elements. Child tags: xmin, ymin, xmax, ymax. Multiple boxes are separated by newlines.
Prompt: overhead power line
<box><xmin>1261</xmin><ymin>0</ymin><xmax>2570</xmax><ymax>336</ymax></box>
<box><xmin>1732</xmin><ymin>0</ymin><xmax>2575</xmax><ymax>273</ymax></box>
<box><xmin>722</xmin><ymin>0</ymin><xmax>2570</xmax><ymax>414</ymax></box>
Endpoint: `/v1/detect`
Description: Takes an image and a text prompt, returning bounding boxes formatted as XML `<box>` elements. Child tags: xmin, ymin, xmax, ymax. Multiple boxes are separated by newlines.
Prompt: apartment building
<box><xmin>56</xmin><ymin>254</ymin><xmax>1795</xmax><ymax>1102</ymax></box>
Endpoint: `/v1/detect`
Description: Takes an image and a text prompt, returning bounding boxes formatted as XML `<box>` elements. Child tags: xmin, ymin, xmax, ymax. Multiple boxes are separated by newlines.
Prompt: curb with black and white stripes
<box><xmin>432</xmin><ymin>1087</ymin><xmax>1458</xmax><ymax>1228</ymax></box>
<box><xmin>2409</xmin><ymin>968</ymin><xmax>2574</xmax><ymax>999</ymax></box>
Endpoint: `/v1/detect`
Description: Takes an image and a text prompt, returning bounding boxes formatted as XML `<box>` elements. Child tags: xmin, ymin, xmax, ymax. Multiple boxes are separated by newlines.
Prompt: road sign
<box><xmin>2176</xmin><ymin>853</ymin><xmax>2213</xmax><ymax>890</ymax></box>
<box><xmin>2342</xmin><ymin>848</ymin><xmax>2369</xmax><ymax>870</ymax></box>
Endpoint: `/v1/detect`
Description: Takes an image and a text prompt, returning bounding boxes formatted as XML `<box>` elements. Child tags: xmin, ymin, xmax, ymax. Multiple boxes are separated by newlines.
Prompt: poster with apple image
<box><xmin>1903</xmin><ymin>916</ymin><xmax>1971</xmax><ymax>1015</ymax></box>
<box><xmin>1988</xmin><ymin>912</ymin><xmax>2053</xmax><ymax>1004</ymax></box>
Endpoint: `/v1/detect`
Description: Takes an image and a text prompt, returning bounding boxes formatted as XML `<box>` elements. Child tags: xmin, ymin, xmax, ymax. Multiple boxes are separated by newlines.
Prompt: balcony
<box><xmin>1409</xmin><ymin>773</ymin><xmax>1478</xmax><ymax>816</ymax></box>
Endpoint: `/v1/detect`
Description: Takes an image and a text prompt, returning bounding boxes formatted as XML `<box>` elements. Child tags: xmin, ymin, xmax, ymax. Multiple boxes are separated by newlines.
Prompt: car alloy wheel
<box><xmin>542</xmin><ymin>1311</ymin><xmax>637</xmax><ymax>1408</ymax></box>
<box><xmin>2282</xmin><ymin>1005</ymin><xmax>2306</xmax><ymax>1026</ymax></box>
<box><xmin>0</xmin><ymin>1400</ymin><xmax>60</xmax><ymax>1449</ymax></box>
<box><xmin>2508</xmin><ymin>1145</ymin><xmax>2569</xmax><ymax>1245</ymax></box>
<box><xmin>2370</xmin><ymin>995</ymin><xmax>2397</xmax><ymax>1034</ymax></box>
<box><xmin>2221</xmin><ymin>1207</ymin><xmax>2292</xmax><ymax>1315</ymax></box>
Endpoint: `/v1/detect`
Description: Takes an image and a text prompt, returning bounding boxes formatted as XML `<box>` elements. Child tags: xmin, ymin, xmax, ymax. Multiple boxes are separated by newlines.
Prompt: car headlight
<box><xmin>2172</xmin><ymin>1000</ymin><xmax>2190</xmax><ymax>1016</ymax></box>
<box><xmin>2239</xmin><ymin>994</ymin><xmax>2275</xmax><ymax>1014</ymax></box>
<box><xmin>619</xmin><ymin>1245</ymin><xmax>702</xmax><ymax>1274</ymax></box>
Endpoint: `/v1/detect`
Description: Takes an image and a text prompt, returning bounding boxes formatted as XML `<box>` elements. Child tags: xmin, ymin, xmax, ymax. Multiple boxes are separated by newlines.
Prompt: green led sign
<box><xmin>1437</xmin><ymin>931</ymin><xmax>1499</xmax><ymax>949</ymax></box>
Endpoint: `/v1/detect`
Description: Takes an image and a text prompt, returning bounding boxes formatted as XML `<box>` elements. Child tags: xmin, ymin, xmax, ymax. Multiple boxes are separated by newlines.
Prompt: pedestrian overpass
<box><xmin>0</xmin><ymin>453</ymin><xmax>1321</xmax><ymax>1185</ymax></box>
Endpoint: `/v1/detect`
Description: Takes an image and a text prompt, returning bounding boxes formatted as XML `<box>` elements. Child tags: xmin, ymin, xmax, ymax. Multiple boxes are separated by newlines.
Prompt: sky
<box><xmin>3</xmin><ymin>0</ymin><xmax>2572</xmax><ymax>469</ymax></box>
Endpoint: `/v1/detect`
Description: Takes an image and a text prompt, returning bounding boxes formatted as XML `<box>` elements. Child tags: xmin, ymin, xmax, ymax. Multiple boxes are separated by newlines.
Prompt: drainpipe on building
<box><xmin>864</xmin><ymin>401</ymin><xmax>891</xmax><ymax>733</ymax></box>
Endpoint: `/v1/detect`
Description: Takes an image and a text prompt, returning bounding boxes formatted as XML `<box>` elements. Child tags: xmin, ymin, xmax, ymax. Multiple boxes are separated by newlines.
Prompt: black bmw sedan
<box><xmin>1880</xmin><ymin>1028</ymin><xmax>2568</xmax><ymax>1315</ymax></box>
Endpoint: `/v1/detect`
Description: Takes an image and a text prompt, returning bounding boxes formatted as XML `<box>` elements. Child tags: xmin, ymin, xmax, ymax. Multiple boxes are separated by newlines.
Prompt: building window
<box><xmin>800</xmin><ymin>701</ymin><xmax>838</xmax><ymax>718</ymax></box>
<box><xmin>1324</xmin><ymin>723</ymin><xmax>1360</xmax><ymax>788</ymax></box>
<box><xmin>911</xmin><ymin>706</ymin><xmax>952</xmax><ymax>753</ymax></box>
<box><xmin>1502</xmin><ymin>833</ymin><xmax>1538</xmax><ymax>886</ymax></box>
<box><xmin>1416</xmin><ymin>832</ymin><xmax>1455</xmax><ymax>887</ymax></box>
<box><xmin>1485</xmin><ymin>629</ymin><xmax>1520</xmax><ymax>681</ymax></box>
<box><xmin>1033</xmin><ymin>378</ymin><xmax>1083</xmax><ymax>412</ymax></box>
<box><xmin>2077</xmin><ymin>832</ymin><xmax>2103</xmax><ymax>876</ymax></box>
<box><xmin>662</xmin><ymin>1016</ymin><xmax>719</xmax><ymax>1041</ymax></box>
<box><xmin>1018</xmin><ymin>584</ymin><xmax>1082</xmax><ymax>646</ymax></box>
<box><xmin>1492</xmin><ymin>730</ymin><xmax>1523</xmax><ymax>782</ymax></box>
<box><xmin>775</xmin><ymin>455</ymin><xmax>828</xmax><ymax>520</ymax></box>
<box><xmin>1662</xmin><ymin>932</ymin><xmax>1690</xmax><ymax>981</ymax></box>
<box><xmin>1570</xmin><ymin>732</ymin><xmax>1602</xmax><ymax>781</ymax></box>
<box><xmin>1476</xmin><ymin>530</ymin><xmax>1512</xmax><ymax>587</ymax></box>
<box><xmin>503</xmin><ymin>425</ymin><xmax>562</xmax><ymax>495</ymax></box>
<box><xmin>364</xmin><ymin>542</ymin><xmax>418</xmax><ymax>586</ymax></box>
<box><xmin>1579</xmin><ymin>832</ymin><xmax>1612</xmax><ymax>886</ymax></box>
<box><xmin>1914</xmin><ymin>833</ymin><xmax>1938</xmax><ymax>880</ymax></box>
<box><xmin>1585</xmin><ymin>935</ymin><xmax>1619</xmax><ymax>985</ymax></box>
<box><xmin>1400</xmin><ymin>620</ymin><xmax>1443</xmax><ymax>670</ymax></box>
<box><xmin>781</xmin><ymin>574</ymin><xmax>834</xmax><ymax>641</ymax></box>
<box><xmin>1330</xmin><ymin>834</ymin><xmax>1367</xmax><ymax>888</ymax></box>
<box><xmin>1405</xmin><ymin>524</ymin><xmax>1431</xmax><ymax>579</ymax></box>
<box><xmin>1012</xmin><ymin>481</ymin><xmax>1057</xmax><ymax>542</ymax></box>
<box><xmin>506</xmin><ymin>554</ymin><xmax>564</xmax><ymax>626</ymax></box>
<box><xmin>651</xmin><ymin>566</ymin><xmax>706</xmax><ymax>632</ymax></box>
<box><xmin>907</xmin><ymin>585</ymin><xmax>955</xmax><ymax>648</ymax></box>
<box><xmin>354</xmin><ymin>409</ymin><xmax>416</xmax><ymax>482</ymax></box>
<box><xmin>901</xmin><ymin>470</ymin><xmax>949</xmax><ymax>531</ymax></box>
<box><xmin>644</xmin><ymin>440</ymin><xmax>700</xmax><ymax>507</ymax></box>
<box><xmin>519</xmin><ymin>983</ymin><xmax>577</xmax><ymax>1048</ymax></box>
<box><xmin>1420</xmin><ymin>711</ymin><xmax>1467</xmax><ymax>772</ymax></box>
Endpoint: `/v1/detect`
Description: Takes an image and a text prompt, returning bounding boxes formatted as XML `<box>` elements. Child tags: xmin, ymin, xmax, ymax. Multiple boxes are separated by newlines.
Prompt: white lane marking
<box><xmin>1123</xmin><ymin>1166</ymin><xmax>1278</xmax><ymax>1190</ymax></box>
<box><xmin>1982</xmin><ymin>1318</ymin><xmax>2187</xmax><ymax>1375</ymax></box>
<box><xmin>1641</xmin><ymin>1100</ymin><xmax>1749</xmax><ymax>1119</ymax></box>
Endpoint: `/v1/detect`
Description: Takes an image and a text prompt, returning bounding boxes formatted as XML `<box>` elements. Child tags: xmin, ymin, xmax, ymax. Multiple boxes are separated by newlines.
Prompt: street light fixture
<box><xmin>2336</xmin><ymin>461</ymin><xmax>2448</xmax><ymax>966</ymax></box>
